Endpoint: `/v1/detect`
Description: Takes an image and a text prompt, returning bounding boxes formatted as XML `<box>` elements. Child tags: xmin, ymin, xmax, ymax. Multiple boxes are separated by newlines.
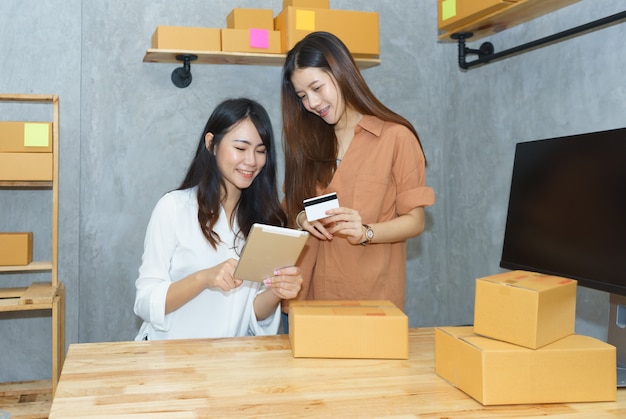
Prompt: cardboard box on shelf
<box><xmin>151</xmin><ymin>26</ymin><xmax>221</xmax><ymax>51</ymax></box>
<box><xmin>438</xmin><ymin>0</ymin><xmax>517</xmax><ymax>32</ymax></box>
<box><xmin>288</xmin><ymin>300</ymin><xmax>408</xmax><ymax>359</ymax></box>
<box><xmin>0</xmin><ymin>121</ymin><xmax>52</xmax><ymax>153</ymax></box>
<box><xmin>226</xmin><ymin>8</ymin><xmax>274</xmax><ymax>30</ymax></box>
<box><xmin>0</xmin><ymin>153</ymin><xmax>53</xmax><ymax>181</ymax></box>
<box><xmin>435</xmin><ymin>326</ymin><xmax>616</xmax><ymax>405</ymax></box>
<box><xmin>220</xmin><ymin>29</ymin><xmax>282</xmax><ymax>54</ymax></box>
<box><xmin>274</xmin><ymin>7</ymin><xmax>379</xmax><ymax>57</ymax></box>
<box><xmin>474</xmin><ymin>270</ymin><xmax>576</xmax><ymax>349</ymax></box>
<box><xmin>283</xmin><ymin>0</ymin><xmax>330</xmax><ymax>9</ymax></box>
<box><xmin>0</xmin><ymin>232</ymin><xmax>33</xmax><ymax>266</ymax></box>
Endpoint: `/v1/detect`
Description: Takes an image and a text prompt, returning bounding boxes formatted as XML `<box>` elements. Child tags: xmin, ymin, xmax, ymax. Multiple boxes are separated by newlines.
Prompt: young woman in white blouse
<box><xmin>134</xmin><ymin>98</ymin><xmax>303</xmax><ymax>340</ymax></box>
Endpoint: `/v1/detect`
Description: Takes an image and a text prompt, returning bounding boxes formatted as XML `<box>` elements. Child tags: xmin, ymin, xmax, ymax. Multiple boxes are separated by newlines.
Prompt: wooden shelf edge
<box><xmin>0</xmin><ymin>261</ymin><xmax>53</xmax><ymax>273</ymax></box>
<box><xmin>0</xmin><ymin>180</ymin><xmax>53</xmax><ymax>188</ymax></box>
<box><xmin>0</xmin><ymin>94</ymin><xmax>57</xmax><ymax>103</ymax></box>
<box><xmin>143</xmin><ymin>49</ymin><xmax>381</xmax><ymax>69</ymax></box>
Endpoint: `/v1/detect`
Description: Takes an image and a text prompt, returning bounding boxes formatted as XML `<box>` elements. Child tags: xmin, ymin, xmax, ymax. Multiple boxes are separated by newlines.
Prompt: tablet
<box><xmin>234</xmin><ymin>223</ymin><xmax>309</xmax><ymax>282</ymax></box>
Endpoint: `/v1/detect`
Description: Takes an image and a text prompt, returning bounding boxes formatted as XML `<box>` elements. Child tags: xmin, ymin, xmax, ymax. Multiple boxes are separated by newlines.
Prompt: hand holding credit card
<box><xmin>303</xmin><ymin>192</ymin><xmax>340</xmax><ymax>221</ymax></box>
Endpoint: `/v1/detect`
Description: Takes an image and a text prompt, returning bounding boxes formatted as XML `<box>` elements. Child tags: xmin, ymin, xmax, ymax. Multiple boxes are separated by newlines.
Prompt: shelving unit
<box><xmin>143</xmin><ymin>49</ymin><xmax>381</xmax><ymax>87</ymax></box>
<box><xmin>0</xmin><ymin>93</ymin><xmax>65</xmax><ymax>418</ymax></box>
<box><xmin>143</xmin><ymin>48</ymin><xmax>381</xmax><ymax>68</ymax></box>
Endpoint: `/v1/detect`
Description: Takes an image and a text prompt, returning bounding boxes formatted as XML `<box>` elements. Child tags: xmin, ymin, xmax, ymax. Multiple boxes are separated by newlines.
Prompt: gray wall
<box><xmin>0</xmin><ymin>0</ymin><xmax>623</xmax><ymax>382</ymax></box>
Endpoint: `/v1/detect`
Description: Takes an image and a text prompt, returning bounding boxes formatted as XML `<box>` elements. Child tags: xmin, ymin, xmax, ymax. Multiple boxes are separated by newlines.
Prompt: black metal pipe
<box><xmin>456</xmin><ymin>10</ymin><xmax>626</xmax><ymax>69</ymax></box>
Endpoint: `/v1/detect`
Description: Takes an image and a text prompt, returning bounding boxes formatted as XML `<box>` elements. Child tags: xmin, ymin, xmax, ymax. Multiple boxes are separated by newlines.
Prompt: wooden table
<box><xmin>49</xmin><ymin>328</ymin><xmax>626</xmax><ymax>418</ymax></box>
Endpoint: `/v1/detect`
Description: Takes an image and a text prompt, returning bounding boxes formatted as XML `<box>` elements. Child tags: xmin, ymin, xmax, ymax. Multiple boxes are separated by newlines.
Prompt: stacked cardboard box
<box><xmin>435</xmin><ymin>270</ymin><xmax>617</xmax><ymax>405</ymax></box>
<box><xmin>150</xmin><ymin>2</ymin><xmax>379</xmax><ymax>58</ymax></box>
<box><xmin>0</xmin><ymin>121</ymin><xmax>53</xmax><ymax>181</ymax></box>
<box><xmin>274</xmin><ymin>1</ymin><xmax>379</xmax><ymax>57</ymax></box>
<box><xmin>222</xmin><ymin>8</ymin><xmax>281</xmax><ymax>54</ymax></box>
<box><xmin>288</xmin><ymin>300</ymin><xmax>408</xmax><ymax>359</ymax></box>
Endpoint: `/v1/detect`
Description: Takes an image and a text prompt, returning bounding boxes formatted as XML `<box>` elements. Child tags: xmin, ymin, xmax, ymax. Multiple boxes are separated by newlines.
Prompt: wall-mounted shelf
<box><xmin>143</xmin><ymin>49</ymin><xmax>381</xmax><ymax>87</ymax></box>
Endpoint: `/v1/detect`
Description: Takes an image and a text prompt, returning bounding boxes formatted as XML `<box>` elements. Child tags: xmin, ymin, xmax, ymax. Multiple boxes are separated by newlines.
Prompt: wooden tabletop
<box><xmin>49</xmin><ymin>328</ymin><xmax>626</xmax><ymax>418</ymax></box>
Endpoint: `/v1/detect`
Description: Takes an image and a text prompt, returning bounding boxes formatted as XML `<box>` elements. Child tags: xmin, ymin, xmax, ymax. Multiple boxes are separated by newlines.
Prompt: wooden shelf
<box><xmin>143</xmin><ymin>48</ymin><xmax>381</xmax><ymax>69</ymax></box>
<box><xmin>1</xmin><ymin>93</ymin><xmax>65</xmax><ymax>399</ymax></box>
<box><xmin>438</xmin><ymin>0</ymin><xmax>581</xmax><ymax>42</ymax></box>
<box><xmin>0</xmin><ymin>181</ymin><xmax>53</xmax><ymax>188</ymax></box>
<box><xmin>0</xmin><ymin>283</ymin><xmax>60</xmax><ymax>312</ymax></box>
<box><xmin>0</xmin><ymin>379</ymin><xmax>52</xmax><ymax>419</ymax></box>
<box><xmin>0</xmin><ymin>261</ymin><xmax>53</xmax><ymax>273</ymax></box>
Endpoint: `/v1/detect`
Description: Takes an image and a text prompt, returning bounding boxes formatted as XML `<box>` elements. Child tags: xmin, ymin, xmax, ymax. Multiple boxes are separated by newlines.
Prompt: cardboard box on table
<box><xmin>474</xmin><ymin>270</ymin><xmax>576</xmax><ymax>349</ymax></box>
<box><xmin>226</xmin><ymin>8</ymin><xmax>274</xmax><ymax>31</ymax></box>
<box><xmin>0</xmin><ymin>232</ymin><xmax>33</xmax><ymax>266</ymax></box>
<box><xmin>221</xmin><ymin>29</ymin><xmax>282</xmax><ymax>54</ymax></box>
<box><xmin>435</xmin><ymin>326</ymin><xmax>616</xmax><ymax>405</ymax></box>
<box><xmin>151</xmin><ymin>26</ymin><xmax>221</xmax><ymax>51</ymax></box>
<box><xmin>288</xmin><ymin>300</ymin><xmax>408</xmax><ymax>359</ymax></box>
<box><xmin>274</xmin><ymin>7</ymin><xmax>379</xmax><ymax>57</ymax></box>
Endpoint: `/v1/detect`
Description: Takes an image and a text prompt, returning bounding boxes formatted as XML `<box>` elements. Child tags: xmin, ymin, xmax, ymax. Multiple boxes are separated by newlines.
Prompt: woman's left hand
<box><xmin>321</xmin><ymin>207</ymin><xmax>364</xmax><ymax>245</ymax></box>
<box><xmin>264</xmin><ymin>266</ymin><xmax>303</xmax><ymax>299</ymax></box>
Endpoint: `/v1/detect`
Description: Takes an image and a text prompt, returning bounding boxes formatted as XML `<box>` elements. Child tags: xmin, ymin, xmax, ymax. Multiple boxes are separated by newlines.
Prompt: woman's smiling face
<box><xmin>291</xmin><ymin>67</ymin><xmax>346</xmax><ymax>125</ymax></box>
<box><xmin>207</xmin><ymin>118</ymin><xmax>267</xmax><ymax>197</ymax></box>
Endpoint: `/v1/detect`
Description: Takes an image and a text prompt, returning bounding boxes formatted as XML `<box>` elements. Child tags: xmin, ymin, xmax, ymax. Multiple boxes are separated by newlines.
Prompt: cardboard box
<box><xmin>0</xmin><ymin>153</ymin><xmax>53</xmax><ymax>181</ymax></box>
<box><xmin>221</xmin><ymin>29</ymin><xmax>282</xmax><ymax>54</ymax></box>
<box><xmin>0</xmin><ymin>122</ymin><xmax>53</xmax><ymax>153</ymax></box>
<box><xmin>283</xmin><ymin>0</ymin><xmax>330</xmax><ymax>9</ymax></box>
<box><xmin>0</xmin><ymin>232</ymin><xmax>33</xmax><ymax>266</ymax></box>
<box><xmin>438</xmin><ymin>0</ymin><xmax>518</xmax><ymax>32</ymax></box>
<box><xmin>288</xmin><ymin>300</ymin><xmax>408</xmax><ymax>359</ymax></box>
<box><xmin>274</xmin><ymin>7</ymin><xmax>379</xmax><ymax>57</ymax></box>
<box><xmin>151</xmin><ymin>26</ymin><xmax>221</xmax><ymax>51</ymax></box>
<box><xmin>435</xmin><ymin>326</ymin><xmax>616</xmax><ymax>405</ymax></box>
<box><xmin>226</xmin><ymin>8</ymin><xmax>274</xmax><ymax>30</ymax></box>
<box><xmin>474</xmin><ymin>270</ymin><xmax>576</xmax><ymax>349</ymax></box>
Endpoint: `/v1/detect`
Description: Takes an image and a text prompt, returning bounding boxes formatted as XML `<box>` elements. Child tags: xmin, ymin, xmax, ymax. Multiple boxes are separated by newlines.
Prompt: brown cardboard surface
<box><xmin>438</xmin><ymin>0</ymin><xmax>517</xmax><ymax>32</ymax></box>
<box><xmin>474</xmin><ymin>270</ymin><xmax>576</xmax><ymax>348</ymax></box>
<box><xmin>289</xmin><ymin>300</ymin><xmax>408</xmax><ymax>359</ymax></box>
<box><xmin>435</xmin><ymin>326</ymin><xmax>617</xmax><ymax>405</ymax></box>
<box><xmin>274</xmin><ymin>7</ymin><xmax>379</xmax><ymax>57</ymax></box>
<box><xmin>283</xmin><ymin>0</ymin><xmax>330</xmax><ymax>8</ymax></box>
<box><xmin>0</xmin><ymin>232</ymin><xmax>33</xmax><ymax>266</ymax></box>
<box><xmin>0</xmin><ymin>121</ymin><xmax>53</xmax><ymax>152</ymax></box>
<box><xmin>226</xmin><ymin>8</ymin><xmax>274</xmax><ymax>30</ymax></box>
<box><xmin>151</xmin><ymin>26</ymin><xmax>221</xmax><ymax>51</ymax></box>
<box><xmin>221</xmin><ymin>29</ymin><xmax>282</xmax><ymax>54</ymax></box>
<box><xmin>0</xmin><ymin>153</ymin><xmax>53</xmax><ymax>181</ymax></box>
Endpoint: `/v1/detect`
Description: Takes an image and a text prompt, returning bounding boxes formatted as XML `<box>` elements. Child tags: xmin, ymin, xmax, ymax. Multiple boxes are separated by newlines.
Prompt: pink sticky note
<box><xmin>249</xmin><ymin>29</ymin><xmax>269</xmax><ymax>49</ymax></box>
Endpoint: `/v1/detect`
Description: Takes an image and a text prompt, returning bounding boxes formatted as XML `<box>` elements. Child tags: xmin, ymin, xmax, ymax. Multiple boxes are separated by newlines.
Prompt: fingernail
<box><xmin>263</xmin><ymin>278</ymin><xmax>271</xmax><ymax>286</ymax></box>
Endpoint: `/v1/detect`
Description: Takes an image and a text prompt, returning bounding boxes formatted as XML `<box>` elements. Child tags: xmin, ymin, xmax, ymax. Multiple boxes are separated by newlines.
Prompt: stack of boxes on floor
<box><xmin>150</xmin><ymin>0</ymin><xmax>379</xmax><ymax>58</ymax></box>
<box><xmin>435</xmin><ymin>270</ymin><xmax>617</xmax><ymax>405</ymax></box>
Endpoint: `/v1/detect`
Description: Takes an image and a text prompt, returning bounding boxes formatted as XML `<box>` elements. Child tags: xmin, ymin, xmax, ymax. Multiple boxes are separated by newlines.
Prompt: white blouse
<box><xmin>134</xmin><ymin>187</ymin><xmax>279</xmax><ymax>340</ymax></box>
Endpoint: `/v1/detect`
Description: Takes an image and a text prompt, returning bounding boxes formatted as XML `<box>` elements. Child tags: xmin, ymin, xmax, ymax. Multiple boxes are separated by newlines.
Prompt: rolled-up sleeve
<box><xmin>134</xmin><ymin>194</ymin><xmax>178</xmax><ymax>331</ymax></box>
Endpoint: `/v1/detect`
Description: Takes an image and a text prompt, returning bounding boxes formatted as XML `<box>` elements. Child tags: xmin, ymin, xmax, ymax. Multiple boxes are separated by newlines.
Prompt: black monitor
<box><xmin>499</xmin><ymin>127</ymin><xmax>626</xmax><ymax>387</ymax></box>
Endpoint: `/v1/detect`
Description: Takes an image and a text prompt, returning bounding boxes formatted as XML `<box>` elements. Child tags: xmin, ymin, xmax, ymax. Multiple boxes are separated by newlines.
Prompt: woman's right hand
<box><xmin>297</xmin><ymin>211</ymin><xmax>334</xmax><ymax>241</ymax></box>
<box><xmin>202</xmin><ymin>258</ymin><xmax>242</xmax><ymax>291</ymax></box>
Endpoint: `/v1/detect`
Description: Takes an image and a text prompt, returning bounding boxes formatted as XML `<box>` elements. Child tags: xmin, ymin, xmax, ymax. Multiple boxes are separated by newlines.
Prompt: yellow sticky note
<box><xmin>24</xmin><ymin>123</ymin><xmax>50</xmax><ymax>147</ymax></box>
<box><xmin>296</xmin><ymin>10</ymin><xmax>315</xmax><ymax>31</ymax></box>
<box><xmin>442</xmin><ymin>0</ymin><xmax>457</xmax><ymax>21</ymax></box>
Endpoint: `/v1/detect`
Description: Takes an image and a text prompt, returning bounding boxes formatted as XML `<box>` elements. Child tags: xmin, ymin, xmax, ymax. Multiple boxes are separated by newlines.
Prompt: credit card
<box><xmin>303</xmin><ymin>192</ymin><xmax>339</xmax><ymax>221</ymax></box>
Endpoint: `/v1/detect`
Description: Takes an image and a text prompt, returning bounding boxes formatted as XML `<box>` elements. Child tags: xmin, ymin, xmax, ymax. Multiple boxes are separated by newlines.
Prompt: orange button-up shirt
<box><xmin>293</xmin><ymin>115</ymin><xmax>436</xmax><ymax>310</ymax></box>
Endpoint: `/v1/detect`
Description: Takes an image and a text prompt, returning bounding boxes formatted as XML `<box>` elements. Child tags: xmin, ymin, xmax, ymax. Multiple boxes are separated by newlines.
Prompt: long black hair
<box><xmin>179</xmin><ymin>98</ymin><xmax>286</xmax><ymax>248</ymax></box>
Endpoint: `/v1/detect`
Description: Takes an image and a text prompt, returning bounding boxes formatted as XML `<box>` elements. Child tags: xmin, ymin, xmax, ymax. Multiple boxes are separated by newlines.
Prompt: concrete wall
<box><xmin>0</xmin><ymin>0</ymin><xmax>623</xmax><ymax>382</ymax></box>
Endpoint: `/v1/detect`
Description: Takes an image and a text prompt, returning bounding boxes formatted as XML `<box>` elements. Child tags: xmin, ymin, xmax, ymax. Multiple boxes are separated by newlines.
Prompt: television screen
<box><xmin>500</xmin><ymin>127</ymin><xmax>626</xmax><ymax>295</ymax></box>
